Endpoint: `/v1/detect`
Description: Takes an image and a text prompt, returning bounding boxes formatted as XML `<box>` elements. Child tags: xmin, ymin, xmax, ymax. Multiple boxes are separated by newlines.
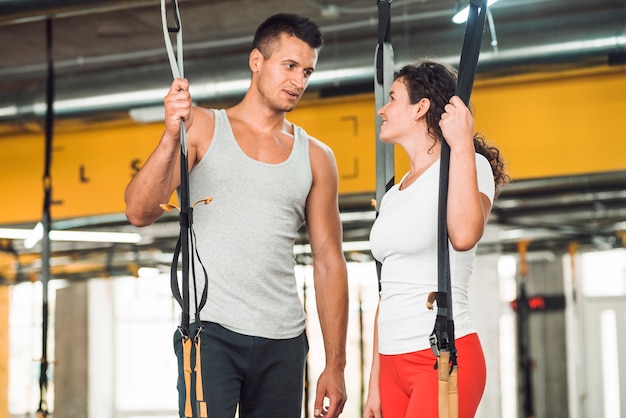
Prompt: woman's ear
<box><xmin>415</xmin><ymin>97</ymin><xmax>431</xmax><ymax>119</ymax></box>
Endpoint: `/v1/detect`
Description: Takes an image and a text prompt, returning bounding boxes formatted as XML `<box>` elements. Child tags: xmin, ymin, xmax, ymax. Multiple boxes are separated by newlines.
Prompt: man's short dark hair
<box><xmin>252</xmin><ymin>13</ymin><xmax>323</xmax><ymax>58</ymax></box>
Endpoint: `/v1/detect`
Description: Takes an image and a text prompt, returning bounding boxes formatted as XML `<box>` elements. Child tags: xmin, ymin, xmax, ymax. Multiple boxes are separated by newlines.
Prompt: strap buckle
<box><xmin>177</xmin><ymin>325</ymin><xmax>190</xmax><ymax>339</ymax></box>
<box><xmin>429</xmin><ymin>327</ymin><xmax>449</xmax><ymax>358</ymax></box>
<box><xmin>429</xmin><ymin>331</ymin><xmax>440</xmax><ymax>357</ymax></box>
<box><xmin>193</xmin><ymin>323</ymin><xmax>204</xmax><ymax>340</ymax></box>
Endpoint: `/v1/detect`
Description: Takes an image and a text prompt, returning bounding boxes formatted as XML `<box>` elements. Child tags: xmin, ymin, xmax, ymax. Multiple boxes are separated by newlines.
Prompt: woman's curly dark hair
<box><xmin>395</xmin><ymin>60</ymin><xmax>510</xmax><ymax>197</ymax></box>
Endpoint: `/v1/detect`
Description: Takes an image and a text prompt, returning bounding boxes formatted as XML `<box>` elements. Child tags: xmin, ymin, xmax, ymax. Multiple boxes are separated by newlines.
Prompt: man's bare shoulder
<box><xmin>191</xmin><ymin>106</ymin><xmax>215</xmax><ymax>128</ymax></box>
<box><xmin>188</xmin><ymin>106</ymin><xmax>218</xmax><ymax>161</ymax></box>
<box><xmin>305</xmin><ymin>133</ymin><xmax>339</xmax><ymax>186</ymax></box>
<box><xmin>306</xmin><ymin>134</ymin><xmax>335</xmax><ymax>161</ymax></box>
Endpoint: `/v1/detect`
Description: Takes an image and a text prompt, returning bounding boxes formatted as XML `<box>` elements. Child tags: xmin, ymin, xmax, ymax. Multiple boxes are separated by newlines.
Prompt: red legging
<box><xmin>379</xmin><ymin>333</ymin><xmax>486</xmax><ymax>418</ymax></box>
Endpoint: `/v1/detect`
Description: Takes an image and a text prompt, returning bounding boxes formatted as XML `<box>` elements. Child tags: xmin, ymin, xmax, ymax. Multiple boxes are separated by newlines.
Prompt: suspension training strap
<box><xmin>517</xmin><ymin>240</ymin><xmax>536</xmax><ymax>418</ymax></box>
<box><xmin>428</xmin><ymin>1</ymin><xmax>487</xmax><ymax>417</ymax></box>
<box><xmin>37</xmin><ymin>16</ymin><xmax>55</xmax><ymax>418</ymax></box>
<box><xmin>374</xmin><ymin>0</ymin><xmax>395</xmax><ymax>291</ymax></box>
<box><xmin>160</xmin><ymin>1</ymin><xmax>209</xmax><ymax>416</ymax></box>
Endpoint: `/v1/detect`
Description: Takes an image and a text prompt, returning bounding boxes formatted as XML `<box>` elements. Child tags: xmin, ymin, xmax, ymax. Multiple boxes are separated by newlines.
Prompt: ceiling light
<box><xmin>452</xmin><ymin>0</ymin><xmax>499</xmax><ymax>24</ymax></box>
<box><xmin>138</xmin><ymin>267</ymin><xmax>161</xmax><ymax>278</ymax></box>
<box><xmin>129</xmin><ymin>105</ymin><xmax>165</xmax><ymax>123</ymax></box>
<box><xmin>339</xmin><ymin>211</ymin><xmax>376</xmax><ymax>223</ymax></box>
<box><xmin>49</xmin><ymin>230</ymin><xmax>142</xmax><ymax>244</ymax></box>
<box><xmin>24</xmin><ymin>222</ymin><xmax>44</xmax><ymax>249</ymax></box>
<box><xmin>294</xmin><ymin>240</ymin><xmax>371</xmax><ymax>255</ymax></box>
<box><xmin>0</xmin><ymin>224</ymin><xmax>142</xmax><ymax>249</ymax></box>
<box><xmin>0</xmin><ymin>105</ymin><xmax>18</xmax><ymax>117</ymax></box>
<box><xmin>321</xmin><ymin>4</ymin><xmax>340</xmax><ymax>19</ymax></box>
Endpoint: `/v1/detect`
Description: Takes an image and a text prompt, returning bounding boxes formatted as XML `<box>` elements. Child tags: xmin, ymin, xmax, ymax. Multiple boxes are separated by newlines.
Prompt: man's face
<box><xmin>253</xmin><ymin>33</ymin><xmax>319</xmax><ymax>112</ymax></box>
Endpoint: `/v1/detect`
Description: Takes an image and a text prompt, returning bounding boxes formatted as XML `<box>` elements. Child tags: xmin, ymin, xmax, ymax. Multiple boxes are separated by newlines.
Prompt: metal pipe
<box><xmin>0</xmin><ymin>0</ymin><xmax>624</xmax><ymax>124</ymax></box>
<box><xmin>0</xmin><ymin>0</ymin><xmax>161</xmax><ymax>24</ymax></box>
<box><xmin>0</xmin><ymin>36</ymin><xmax>623</xmax><ymax>125</ymax></box>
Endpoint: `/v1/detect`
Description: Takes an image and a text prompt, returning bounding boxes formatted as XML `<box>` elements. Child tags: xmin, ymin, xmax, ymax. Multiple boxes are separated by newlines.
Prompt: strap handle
<box><xmin>161</xmin><ymin>0</ymin><xmax>184</xmax><ymax>80</ymax></box>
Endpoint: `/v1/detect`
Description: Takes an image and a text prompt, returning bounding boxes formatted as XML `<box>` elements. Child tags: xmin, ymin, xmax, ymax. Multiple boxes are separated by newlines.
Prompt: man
<box><xmin>124</xmin><ymin>13</ymin><xmax>348</xmax><ymax>418</ymax></box>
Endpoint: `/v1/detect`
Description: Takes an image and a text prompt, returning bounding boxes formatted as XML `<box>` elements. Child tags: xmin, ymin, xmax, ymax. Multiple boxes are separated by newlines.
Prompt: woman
<box><xmin>363</xmin><ymin>60</ymin><xmax>509</xmax><ymax>418</ymax></box>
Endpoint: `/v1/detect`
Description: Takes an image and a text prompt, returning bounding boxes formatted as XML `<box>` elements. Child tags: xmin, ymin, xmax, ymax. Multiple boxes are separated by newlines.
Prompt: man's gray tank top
<box><xmin>188</xmin><ymin>109</ymin><xmax>312</xmax><ymax>339</ymax></box>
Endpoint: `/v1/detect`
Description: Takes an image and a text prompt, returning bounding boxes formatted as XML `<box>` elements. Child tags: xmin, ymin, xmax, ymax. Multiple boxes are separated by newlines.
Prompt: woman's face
<box><xmin>376</xmin><ymin>78</ymin><xmax>422</xmax><ymax>144</ymax></box>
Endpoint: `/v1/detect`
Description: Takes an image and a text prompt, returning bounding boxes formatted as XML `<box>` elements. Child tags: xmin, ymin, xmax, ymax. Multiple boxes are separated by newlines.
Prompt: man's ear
<box><xmin>249</xmin><ymin>48</ymin><xmax>262</xmax><ymax>72</ymax></box>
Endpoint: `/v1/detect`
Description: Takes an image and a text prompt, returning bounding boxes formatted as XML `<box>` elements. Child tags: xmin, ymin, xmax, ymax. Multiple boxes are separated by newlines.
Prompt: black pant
<box><xmin>174</xmin><ymin>322</ymin><xmax>308</xmax><ymax>418</ymax></box>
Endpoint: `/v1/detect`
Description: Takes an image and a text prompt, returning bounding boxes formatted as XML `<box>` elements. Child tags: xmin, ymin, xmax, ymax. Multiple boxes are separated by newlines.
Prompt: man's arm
<box><xmin>306</xmin><ymin>138</ymin><xmax>348</xmax><ymax>418</ymax></box>
<box><xmin>124</xmin><ymin>78</ymin><xmax>196</xmax><ymax>227</ymax></box>
<box><xmin>362</xmin><ymin>302</ymin><xmax>382</xmax><ymax>418</ymax></box>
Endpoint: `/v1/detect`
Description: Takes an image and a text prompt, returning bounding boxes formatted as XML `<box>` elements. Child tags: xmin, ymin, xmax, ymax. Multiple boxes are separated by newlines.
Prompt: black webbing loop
<box><xmin>170</xmin><ymin>210</ymin><xmax>209</xmax><ymax>333</ymax></box>
<box><xmin>166</xmin><ymin>0</ymin><xmax>181</xmax><ymax>34</ymax></box>
<box><xmin>430</xmin><ymin>0</ymin><xmax>488</xmax><ymax>370</ymax></box>
<box><xmin>374</xmin><ymin>0</ymin><xmax>395</xmax><ymax>292</ymax></box>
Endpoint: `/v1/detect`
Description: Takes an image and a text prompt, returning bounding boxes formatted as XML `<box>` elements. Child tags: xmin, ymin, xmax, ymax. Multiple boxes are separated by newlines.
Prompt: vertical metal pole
<box><xmin>302</xmin><ymin>269</ymin><xmax>310</xmax><ymax>418</ymax></box>
<box><xmin>358</xmin><ymin>287</ymin><xmax>365</xmax><ymax>416</ymax></box>
<box><xmin>516</xmin><ymin>240</ymin><xmax>535</xmax><ymax>418</ymax></box>
<box><xmin>374</xmin><ymin>0</ymin><xmax>395</xmax><ymax>213</ymax></box>
<box><xmin>374</xmin><ymin>0</ymin><xmax>395</xmax><ymax>291</ymax></box>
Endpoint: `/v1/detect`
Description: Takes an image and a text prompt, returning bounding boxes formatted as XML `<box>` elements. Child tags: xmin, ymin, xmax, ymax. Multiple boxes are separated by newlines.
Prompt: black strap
<box><xmin>37</xmin><ymin>16</ymin><xmax>55</xmax><ymax>418</ymax></box>
<box><xmin>161</xmin><ymin>0</ymin><xmax>208</xmax><ymax>338</ymax></box>
<box><xmin>374</xmin><ymin>0</ymin><xmax>395</xmax><ymax>292</ymax></box>
<box><xmin>430</xmin><ymin>0</ymin><xmax>488</xmax><ymax>368</ymax></box>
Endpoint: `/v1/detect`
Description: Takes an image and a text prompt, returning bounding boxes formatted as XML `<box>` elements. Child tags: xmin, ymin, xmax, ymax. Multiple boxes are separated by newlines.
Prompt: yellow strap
<box><xmin>448</xmin><ymin>364</ymin><xmax>459</xmax><ymax>418</ymax></box>
<box><xmin>183</xmin><ymin>336</ymin><xmax>193</xmax><ymax>418</ymax></box>
<box><xmin>437</xmin><ymin>351</ymin><xmax>459</xmax><ymax>418</ymax></box>
<box><xmin>195</xmin><ymin>336</ymin><xmax>208</xmax><ymax>418</ymax></box>
<box><xmin>438</xmin><ymin>351</ymin><xmax>450</xmax><ymax>418</ymax></box>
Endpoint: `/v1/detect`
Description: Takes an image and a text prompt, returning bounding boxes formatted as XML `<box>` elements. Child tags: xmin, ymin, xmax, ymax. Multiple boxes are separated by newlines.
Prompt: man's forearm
<box><xmin>315</xmin><ymin>266</ymin><xmax>349</xmax><ymax>368</ymax></box>
<box><xmin>125</xmin><ymin>134</ymin><xmax>180</xmax><ymax>226</ymax></box>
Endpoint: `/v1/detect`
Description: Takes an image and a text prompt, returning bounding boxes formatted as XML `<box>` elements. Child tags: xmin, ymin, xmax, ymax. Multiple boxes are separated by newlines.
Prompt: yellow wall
<box><xmin>0</xmin><ymin>121</ymin><xmax>167</xmax><ymax>224</ymax></box>
<box><xmin>470</xmin><ymin>66</ymin><xmax>626</xmax><ymax>179</ymax></box>
<box><xmin>1</xmin><ymin>64</ymin><xmax>626</xmax><ymax>224</ymax></box>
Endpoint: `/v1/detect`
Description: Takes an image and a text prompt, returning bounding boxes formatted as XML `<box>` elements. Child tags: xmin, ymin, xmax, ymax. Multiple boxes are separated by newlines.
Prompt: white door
<box><xmin>582</xmin><ymin>297</ymin><xmax>626</xmax><ymax>417</ymax></box>
<box><xmin>577</xmin><ymin>249</ymin><xmax>626</xmax><ymax>418</ymax></box>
